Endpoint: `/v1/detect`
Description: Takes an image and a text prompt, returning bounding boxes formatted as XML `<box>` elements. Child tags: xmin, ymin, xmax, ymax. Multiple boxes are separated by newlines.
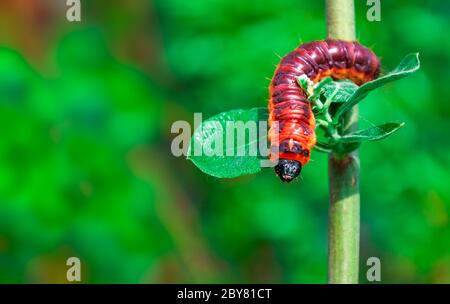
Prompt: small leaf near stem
<box><xmin>300</xmin><ymin>53</ymin><xmax>419</xmax><ymax>155</ymax></box>
<box><xmin>322</xmin><ymin>80</ymin><xmax>358</xmax><ymax>107</ymax></box>
<box><xmin>333</xmin><ymin>53</ymin><xmax>420</xmax><ymax>123</ymax></box>
<box><xmin>339</xmin><ymin>122</ymin><xmax>405</xmax><ymax>143</ymax></box>
<box><xmin>314</xmin><ymin>141</ymin><xmax>334</xmax><ymax>153</ymax></box>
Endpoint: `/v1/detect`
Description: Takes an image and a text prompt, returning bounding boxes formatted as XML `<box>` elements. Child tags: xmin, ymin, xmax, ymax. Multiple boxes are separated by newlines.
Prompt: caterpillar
<box><xmin>268</xmin><ymin>39</ymin><xmax>380</xmax><ymax>182</ymax></box>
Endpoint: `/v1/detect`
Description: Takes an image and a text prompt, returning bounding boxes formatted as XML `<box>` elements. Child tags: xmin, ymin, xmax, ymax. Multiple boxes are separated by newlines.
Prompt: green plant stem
<box><xmin>326</xmin><ymin>0</ymin><xmax>360</xmax><ymax>284</ymax></box>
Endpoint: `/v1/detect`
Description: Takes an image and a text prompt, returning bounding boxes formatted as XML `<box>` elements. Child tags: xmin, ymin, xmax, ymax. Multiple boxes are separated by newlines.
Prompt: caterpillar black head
<box><xmin>274</xmin><ymin>159</ymin><xmax>302</xmax><ymax>183</ymax></box>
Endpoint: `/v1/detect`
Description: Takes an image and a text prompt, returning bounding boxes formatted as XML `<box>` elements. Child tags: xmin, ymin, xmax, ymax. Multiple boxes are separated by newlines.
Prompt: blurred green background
<box><xmin>0</xmin><ymin>0</ymin><xmax>449</xmax><ymax>283</ymax></box>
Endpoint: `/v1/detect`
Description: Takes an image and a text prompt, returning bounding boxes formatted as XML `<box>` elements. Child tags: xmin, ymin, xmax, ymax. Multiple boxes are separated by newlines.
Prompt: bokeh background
<box><xmin>0</xmin><ymin>0</ymin><xmax>449</xmax><ymax>283</ymax></box>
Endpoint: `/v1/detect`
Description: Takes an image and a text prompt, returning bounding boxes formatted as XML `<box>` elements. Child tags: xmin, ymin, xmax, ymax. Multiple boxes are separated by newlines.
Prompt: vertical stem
<box><xmin>326</xmin><ymin>0</ymin><xmax>356</xmax><ymax>40</ymax></box>
<box><xmin>326</xmin><ymin>0</ymin><xmax>360</xmax><ymax>284</ymax></box>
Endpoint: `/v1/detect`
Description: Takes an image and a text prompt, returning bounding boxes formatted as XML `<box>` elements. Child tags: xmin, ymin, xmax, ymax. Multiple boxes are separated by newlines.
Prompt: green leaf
<box><xmin>333</xmin><ymin>53</ymin><xmax>420</xmax><ymax>122</ymax></box>
<box><xmin>187</xmin><ymin>107</ymin><xmax>269</xmax><ymax>178</ymax></box>
<box><xmin>297</xmin><ymin>74</ymin><xmax>314</xmax><ymax>96</ymax></box>
<box><xmin>322</xmin><ymin>80</ymin><xmax>358</xmax><ymax>104</ymax></box>
<box><xmin>298</xmin><ymin>76</ymin><xmax>334</xmax><ymax>102</ymax></box>
<box><xmin>339</xmin><ymin>122</ymin><xmax>405</xmax><ymax>143</ymax></box>
<box><xmin>314</xmin><ymin>141</ymin><xmax>334</xmax><ymax>153</ymax></box>
<box><xmin>312</xmin><ymin>77</ymin><xmax>333</xmax><ymax>100</ymax></box>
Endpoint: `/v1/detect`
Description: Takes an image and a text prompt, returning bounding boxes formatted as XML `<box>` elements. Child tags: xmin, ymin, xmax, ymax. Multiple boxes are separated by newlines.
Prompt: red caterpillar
<box><xmin>268</xmin><ymin>39</ymin><xmax>380</xmax><ymax>182</ymax></box>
